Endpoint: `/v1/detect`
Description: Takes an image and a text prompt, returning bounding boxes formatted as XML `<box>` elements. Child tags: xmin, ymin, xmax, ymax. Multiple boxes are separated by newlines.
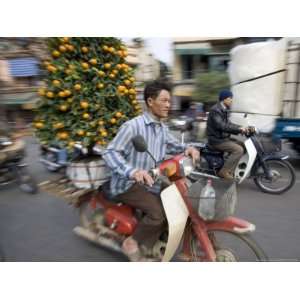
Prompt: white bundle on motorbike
<box><xmin>67</xmin><ymin>157</ymin><xmax>111</xmax><ymax>189</ymax></box>
<box><xmin>228</xmin><ymin>38</ymin><xmax>287</xmax><ymax>132</ymax></box>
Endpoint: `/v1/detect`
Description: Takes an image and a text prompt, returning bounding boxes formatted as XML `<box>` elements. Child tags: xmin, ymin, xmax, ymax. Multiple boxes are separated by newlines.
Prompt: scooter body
<box><xmin>73</xmin><ymin>136</ymin><xmax>266</xmax><ymax>261</ymax></box>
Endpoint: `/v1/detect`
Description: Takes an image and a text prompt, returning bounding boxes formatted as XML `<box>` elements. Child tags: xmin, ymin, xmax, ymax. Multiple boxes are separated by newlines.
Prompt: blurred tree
<box><xmin>192</xmin><ymin>71</ymin><xmax>230</xmax><ymax>110</ymax></box>
<box><xmin>34</xmin><ymin>37</ymin><xmax>141</xmax><ymax>150</ymax></box>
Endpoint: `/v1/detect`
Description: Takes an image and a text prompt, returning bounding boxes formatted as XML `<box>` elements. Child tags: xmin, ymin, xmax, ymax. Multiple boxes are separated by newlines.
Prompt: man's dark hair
<box><xmin>143</xmin><ymin>80</ymin><xmax>171</xmax><ymax>107</ymax></box>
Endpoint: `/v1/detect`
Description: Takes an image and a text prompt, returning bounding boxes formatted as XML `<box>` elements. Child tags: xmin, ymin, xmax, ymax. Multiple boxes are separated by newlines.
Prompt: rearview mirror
<box><xmin>132</xmin><ymin>135</ymin><xmax>148</xmax><ymax>152</ymax></box>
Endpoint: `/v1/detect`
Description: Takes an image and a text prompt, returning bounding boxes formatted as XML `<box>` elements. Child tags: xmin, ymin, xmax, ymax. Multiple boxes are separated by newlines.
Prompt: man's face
<box><xmin>223</xmin><ymin>97</ymin><xmax>233</xmax><ymax>108</ymax></box>
<box><xmin>147</xmin><ymin>89</ymin><xmax>171</xmax><ymax>119</ymax></box>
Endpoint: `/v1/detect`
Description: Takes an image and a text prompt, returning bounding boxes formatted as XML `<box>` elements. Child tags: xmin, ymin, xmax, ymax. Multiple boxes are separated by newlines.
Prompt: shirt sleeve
<box><xmin>165</xmin><ymin>127</ymin><xmax>187</xmax><ymax>155</ymax></box>
<box><xmin>101</xmin><ymin>122</ymin><xmax>137</xmax><ymax>179</ymax></box>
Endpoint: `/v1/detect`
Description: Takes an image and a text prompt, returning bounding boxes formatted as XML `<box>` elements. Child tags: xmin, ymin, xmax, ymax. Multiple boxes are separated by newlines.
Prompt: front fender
<box><xmin>251</xmin><ymin>153</ymin><xmax>289</xmax><ymax>176</ymax></box>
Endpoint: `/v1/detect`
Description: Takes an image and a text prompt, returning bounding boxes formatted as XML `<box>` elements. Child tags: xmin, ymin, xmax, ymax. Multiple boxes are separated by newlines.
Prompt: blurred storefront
<box><xmin>0</xmin><ymin>38</ymin><xmax>47</xmax><ymax>127</ymax></box>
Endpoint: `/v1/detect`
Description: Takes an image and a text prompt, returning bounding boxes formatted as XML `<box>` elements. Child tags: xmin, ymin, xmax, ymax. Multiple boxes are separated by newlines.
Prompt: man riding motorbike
<box><xmin>206</xmin><ymin>90</ymin><xmax>248</xmax><ymax>180</ymax></box>
<box><xmin>102</xmin><ymin>80</ymin><xmax>200</xmax><ymax>261</ymax></box>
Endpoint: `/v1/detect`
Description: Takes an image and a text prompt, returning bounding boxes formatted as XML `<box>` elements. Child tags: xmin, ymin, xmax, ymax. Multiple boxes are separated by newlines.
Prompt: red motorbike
<box><xmin>73</xmin><ymin>135</ymin><xmax>268</xmax><ymax>262</ymax></box>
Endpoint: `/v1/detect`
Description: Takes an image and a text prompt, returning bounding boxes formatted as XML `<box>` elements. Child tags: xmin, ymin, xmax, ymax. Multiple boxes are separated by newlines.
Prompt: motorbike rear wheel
<box><xmin>254</xmin><ymin>159</ymin><xmax>295</xmax><ymax>194</ymax></box>
<box><xmin>189</xmin><ymin>229</ymin><xmax>268</xmax><ymax>262</ymax></box>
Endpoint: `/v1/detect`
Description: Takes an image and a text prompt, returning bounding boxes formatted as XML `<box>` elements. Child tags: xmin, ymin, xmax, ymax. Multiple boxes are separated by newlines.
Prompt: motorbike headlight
<box><xmin>179</xmin><ymin>157</ymin><xmax>194</xmax><ymax>177</ymax></box>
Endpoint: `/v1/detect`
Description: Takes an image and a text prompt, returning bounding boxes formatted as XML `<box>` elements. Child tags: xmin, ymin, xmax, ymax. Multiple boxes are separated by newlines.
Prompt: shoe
<box><xmin>218</xmin><ymin>169</ymin><xmax>234</xmax><ymax>180</ymax></box>
<box><xmin>122</xmin><ymin>237</ymin><xmax>142</xmax><ymax>262</ymax></box>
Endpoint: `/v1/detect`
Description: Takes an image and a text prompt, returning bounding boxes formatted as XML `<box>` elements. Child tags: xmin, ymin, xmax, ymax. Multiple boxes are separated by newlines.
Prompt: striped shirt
<box><xmin>101</xmin><ymin>111</ymin><xmax>186</xmax><ymax>197</ymax></box>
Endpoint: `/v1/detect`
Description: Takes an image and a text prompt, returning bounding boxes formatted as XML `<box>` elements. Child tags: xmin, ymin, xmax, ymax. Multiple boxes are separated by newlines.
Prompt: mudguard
<box><xmin>161</xmin><ymin>184</ymin><xmax>189</xmax><ymax>262</ymax></box>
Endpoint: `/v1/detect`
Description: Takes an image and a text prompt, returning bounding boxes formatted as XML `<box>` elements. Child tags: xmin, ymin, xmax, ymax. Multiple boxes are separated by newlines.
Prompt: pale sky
<box><xmin>122</xmin><ymin>38</ymin><xmax>173</xmax><ymax>66</ymax></box>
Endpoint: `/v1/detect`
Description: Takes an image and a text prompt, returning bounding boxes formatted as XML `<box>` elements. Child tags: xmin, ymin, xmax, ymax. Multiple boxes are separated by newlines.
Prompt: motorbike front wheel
<box><xmin>189</xmin><ymin>229</ymin><xmax>268</xmax><ymax>262</ymax></box>
<box><xmin>254</xmin><ymin>159</ymin><xmax>296</xmax><ymax>194</ymax></box>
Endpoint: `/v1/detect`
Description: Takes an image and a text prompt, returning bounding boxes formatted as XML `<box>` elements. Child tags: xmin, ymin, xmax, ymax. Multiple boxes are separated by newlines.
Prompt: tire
<box><xmin>254</xmin><ymin>159</ymin><xmax>296</xmax><ymax>194</ymax></box>
<box><xmin>189</xmin><ymin>229</ymin><xmax>268</xmax><ymax>262</ymax></box>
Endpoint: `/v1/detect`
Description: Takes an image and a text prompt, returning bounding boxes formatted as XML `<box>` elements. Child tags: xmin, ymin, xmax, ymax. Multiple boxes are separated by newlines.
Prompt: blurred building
<box><xmin>126</xmin><ymin>38</ymin><xmax>165</xmax><ymax>109</ymax></box>
<box><xmin>0</xmin><ymin>37</ymin><xmax>47</xmax><ymax>127</ymax></box>
<box><xmin>172</xmin><ymin>37</ymin><xmax>279</xmax><ymax>112</ymax></box>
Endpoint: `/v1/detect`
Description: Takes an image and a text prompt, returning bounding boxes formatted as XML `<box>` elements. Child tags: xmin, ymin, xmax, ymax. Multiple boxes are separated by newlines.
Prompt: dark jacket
<box><xmin>206</xmin><ymin>102</ymin><xmax>241</xmax><ymax>145</ymax></box>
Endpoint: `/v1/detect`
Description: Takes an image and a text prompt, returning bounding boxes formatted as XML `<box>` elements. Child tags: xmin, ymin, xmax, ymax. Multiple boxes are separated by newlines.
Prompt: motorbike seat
<box><xmin>204</xmin><ymin>144</ymin><xmax>224</xmax><ymax>155</ymax></box>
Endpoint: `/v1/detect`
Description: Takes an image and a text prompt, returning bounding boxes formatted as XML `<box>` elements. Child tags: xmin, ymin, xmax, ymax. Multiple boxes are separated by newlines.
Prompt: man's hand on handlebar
<box><xmin>185</xmin><ymin>146</ymin><xmax>200</xmax><ymax>165</ymax></box>
<box><xmin>131</xmin><ymin>170</ymin><xmax>154</xmax><ymax>187</ymax></box>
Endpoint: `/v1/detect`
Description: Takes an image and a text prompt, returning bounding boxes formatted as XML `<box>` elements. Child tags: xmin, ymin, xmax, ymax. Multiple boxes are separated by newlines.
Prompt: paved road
<box><xmin>0</xmin><ymin>136</ymin><xmax>299</xmax><ymax>261</ymax></box>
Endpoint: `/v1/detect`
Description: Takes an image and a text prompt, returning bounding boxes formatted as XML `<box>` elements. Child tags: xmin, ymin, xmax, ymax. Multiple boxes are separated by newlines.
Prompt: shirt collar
<box><xmin>143</xmin><ymin>111</ymin><xmax>166</xmax><ymax>127</ymax></box>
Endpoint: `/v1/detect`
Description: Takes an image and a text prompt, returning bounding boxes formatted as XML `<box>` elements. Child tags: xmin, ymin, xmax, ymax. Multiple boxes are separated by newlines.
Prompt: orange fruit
<box><xmin>112</xmin><ymin>69</ymin><xmax>118</xmax><ymax>75</ymax></box>
<box><xmin>120</xmin><ymin>45</ymin><xmax>126</xmax><ymax>50</ymax></box>
<box><xmin>38</xmin><ymin>88</ymin><xmax>46</xmax><ymax>96</ymax></box>
<box><xmin>124</xmin><ymin>80</ymin><xmax>131</xmax><ymax>86</ymax></box>
<box><xmin>80</xmin><ymin>101</ymin><xmax>89</xmax><ymax>109</ymax></box>
<box><xmin>104</xmin><ymin>63</ymin><xmax>111</xmax><ymax>70</ymax></box>
<box><xmin>66</xmin><ymin>44</ymin><xmax>74</xmax><ymax>51</ymax></box>
<box><xmin>47</xmin><ymin>65</ymin><xmax>57</xmax><ymax>73</ymax></box>
<box><xmin>117</xmin><ymin>50</ymin><xmax>123</xmax><ymax>57</ymax></box>
<box><xmin>81</xmin><ymin>46</ymin><xmax>89</xmax><ymax>53</ymax></box>
<box><xmin>89</xmin><ymin>58</ymin><xmax>97</xmax><ymax>65</ymax></box>
<box><xmin>43</xmin><ymin>61</ymin><xmax>50</xmax><ymax>67</ymax></box>
<box><xmin>129</xmin><ymin>88</ymin><xmax>136</xmax><ymax>95</ymax></box>
<box><xmin>98</xmin><ymin>120</ymin><xmax>104</xmax><ymax>126</ymax></box>
<box><xmin>52</xmin><ymin>50</ymin><xmax>60</xmax><ymax>58</ymax></box>
<box><xmin>116</xmin><ymin>64</ymin><xmax>122</xmax><ymax>70</ymax></box>
<box><xmin>83</xmin><ymin>113</ymin><xmax>90</xmax><ymax>119</ymax></box>
<box><xmin>62</xmin><ymin>37</ymin><xmax>69</xmax><ymax>43</ymax></box>
<box><xmin>65</xmin><ymin>69</ymin><xmax>72</xmax><ymax>75</ymax></box>
<box><xmin>103</xmin><ymin>45</ymin><xmax>109</xmax><ymax>51</ymax></box>
<box><xmin>74</xmin><ymin>84</ymin><xmax>81</xmax><ymax>91</ymax></box>
<box><xmin>124</xmin><ymin>89</ymin><xmax>129</xmax><ymax>95</ymax></box>
<box><xmin>110</xmin><ymin>118</ymin><xmax>117</xmax><ymax>124</ymax></box>
<box><xmin>115</xmin><ymin>112</ymin><xmax>122</xmax><ymax>118</ymax></box>
<box><xmin>132</xmin><ymin>100</ymin><xmax>138</xmax><ymax>105</ymax></box>
<box><xmin>118</xmin><ymin>85</ymin><xmax>126</xmax><ymax>92</ymax></box>
<box><xmin>35</xmin><ymin>122</ymin><xmax>44</xmax><ymax>129</ymax></box>
<box><xmin>46</xmin><ymin>91</ymin><xmax>54</xmax><ymax>98</ymax></box>
<box><xmin>129</xmin><ymin>77</ymin><xmax>135</xmax><ymax>82</ymax></box>
<box><xmin>59</xmin><ymin>104</ymin><xmax>69</xmax><ymax>112</ymax></box>
<box><xmin>101</xmin><ymin>131</ymin><xmax>108</xmax><ymax>137</ymax></box>
<box><xmin>108</xmin><ymin>47</ymin><xmax>115</xmax><ymax>53</ymax></box>
<box><xmin>122</xmin><ymin>51</ymin><xmax>128</xmax><ymax>57</ymax></box>
<box><xmin>98</xmin><ymin>70</ymin><xmax>105</xmax><ymax>77</ymax></box>
<box><xmin>64</xmin><ymin>90</ymin><xmax>71</xmax><ymax>96</ymax></box>
<box><xmin>59</xmin><ymin>45</ymin><xmax>67</xmax><ymax>52</ymax></box>
<box><xmin>77</xmin><ymin>130</ymin><xmax>85</xmax><ymax>136</ymax></box>
<box><xmin>59</xmin><ymin>132</ymin><xmax>69</xmax><ymax>140</ymax></box>
<box><xmin>81</xmin><ymin>62</ymin><xmax>89</xmax><ymax>69</ymax></box>
<box><xmin>97</xmin><ymin>83</ymin><xmax>104</xmax><ymax>89</ymax></box>
<box><xmin>52</xmin><ymin>80</ymin><xmax>60</xmax><ymax>87</ymax></box>
<box><xmin>109</xmin><ymin>73</ymin><xmax>115</xmax><ymax>79</ymax></box>
<box><xmin>58</xmin><ymin>91</ymin><xmax>66</xmax><ymax>98</ymax></box>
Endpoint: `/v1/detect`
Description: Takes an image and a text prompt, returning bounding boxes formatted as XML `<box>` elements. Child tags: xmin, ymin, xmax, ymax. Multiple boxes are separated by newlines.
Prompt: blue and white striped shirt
<box><xmin>102</xmin><ymin>111</ymin><xmax>186</xmax><ymax>197</ymax></box>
